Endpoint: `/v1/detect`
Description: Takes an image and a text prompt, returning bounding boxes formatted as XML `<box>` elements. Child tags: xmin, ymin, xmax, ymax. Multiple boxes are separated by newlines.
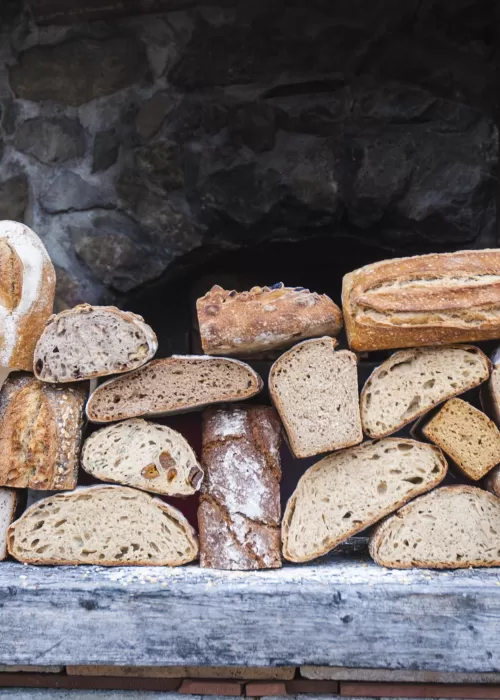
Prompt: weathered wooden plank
<box><xmin>0</xmin><ymin>556</ymin><xmax>499</xmax><ymax>671</ymax></box>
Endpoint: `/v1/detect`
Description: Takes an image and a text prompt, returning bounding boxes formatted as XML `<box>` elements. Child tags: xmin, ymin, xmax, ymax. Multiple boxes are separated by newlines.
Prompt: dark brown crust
<box><xmin>342</xmin><ymin>250</ymin><xmax>500</xmax><ymax>352</ymax></box>
<box><xmin>369</xmin><ymin>485</ymin><xmax>500</xmax><ymax>569</ymax></box>
<box><xmin>197</xmin><ymin>283</ymin><xmax>343</xmax><ymax>358</ymax></box>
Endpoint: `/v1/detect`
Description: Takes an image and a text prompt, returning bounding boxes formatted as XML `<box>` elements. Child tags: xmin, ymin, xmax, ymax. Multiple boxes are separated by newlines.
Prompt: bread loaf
<box><xmin>369</xmin><ymin>486</ymin><xmax>500</xmax><ymax>569</ymax></box>
<box><xmin>198</xmin><ymin>405</ymin><xmax>282</xmax><ymax>570</ymax></box>
<box><xmin>269</xmin><ymin>337</ymin><xmax>362</xmax><ymax>458</ymax></box>
<box><xmin>361</xmin><ymin>346</ymin><xmax>490</xmax><ymax>438</ymax></box>
<box><xmin>86</xmin><ymin>355</ymin><xmax>263</xmax><ymax>423</ymax></box>
<box><xmin>81</xmin><ymin>418</ymin><xmax>203</xmax><ymax>496</ymax></box>
<box><xmin>0</xmin><ymin>489</ymin><xmax>16</xmax><ymax>560</ymax></box>
<box><xmin>342</xmin><ymin>250</ymin><xmax>500</xmax><ymax>351</ymax></box>
<box><xmin>0</xmin><ymin>373</ymin><xmax>86</xmax><ymax>490</ymax></box>
<box><xmin>487</xmin><ymin>346</ymin><xmax>500</xmax><ymax>426</ymax></box>
<box><xmin>485</xmin><ymin>465</ymin><xmax>500</xmax><ymax>497</ymax></box>
<box><xmin>8</xmin><ymin>485</ymin><xmax>199</xmax><ymax>566</ymax></box>
<box><xmin>34</xmin><ymin>304</ymin><xmax>157</xmax><ymax>382</ymax></box>
<box><xmin>282</xmin><ymin>438</ymin><xmax>447</xmax><ymax>563</ymax></box>
<box><xmin>197</xmin><ymin>283</ymin><xmax>342</xmax><ymax>357</ymax></box>
<box><xmin>0</xmin><ymin>221</ymin><xmax>56</xmax><ymax>374</ymax></box>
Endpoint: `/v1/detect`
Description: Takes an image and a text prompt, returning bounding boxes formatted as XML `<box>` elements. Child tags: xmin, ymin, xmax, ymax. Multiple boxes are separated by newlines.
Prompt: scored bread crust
<box><xmin>342</xmin><ymin>249</ymin><xmax>500</xmax><ymax>352</ymax></box>
<box><xmin>34</xmin><ymin>304</ymin><xmax>158</xmax><ymax>382</ymax></box>
<box><xmin>197</xmin><ymin>283</ymin><xmax>343</xmax><ymax>357</ymax></box>
<box><xmin>86</xmin><ymin>356</ymin><xmax>263</xmax><ymax>423</ymax></box>
<box><xmin>282</xmin><ymin>438</ymin><xmax>448</xmax><ymax>563</ymax></box>
<box><xmin>7</xmin><ymin>485</ymin><xmax>199</xmax><ymax>566</ymax></box>
<box><xmin>369</xmin><ymin>485</ymin><xmax>500</xmax><ymax>569</ymax></box>
<box><xmin>360</xmin><ymin>345</ymin><xmax>491</xmax><ymax>439</ymax></box>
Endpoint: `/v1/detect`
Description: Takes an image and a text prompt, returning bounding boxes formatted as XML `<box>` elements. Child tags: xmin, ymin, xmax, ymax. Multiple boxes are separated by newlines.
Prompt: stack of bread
<box><xmin>0</xmin><ymin>219</ymin><xmax>499</xmax><ymax>571</ymax></box>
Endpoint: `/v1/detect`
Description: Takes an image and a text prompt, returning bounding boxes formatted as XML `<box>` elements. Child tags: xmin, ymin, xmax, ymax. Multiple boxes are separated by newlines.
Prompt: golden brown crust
<box><xmin>0</xmin><ymin>373</ymin><xmax>87</xmax><ymax>490</ymax></box>
<box><xmin>197</xmin><ymin>283</ymin><xmax>343</xmax><ymax>357</ymax></box>
<box><xmin>342</xmin><ymin>249</ymin><xmax>500</xmax><ymax>352</ymax></box>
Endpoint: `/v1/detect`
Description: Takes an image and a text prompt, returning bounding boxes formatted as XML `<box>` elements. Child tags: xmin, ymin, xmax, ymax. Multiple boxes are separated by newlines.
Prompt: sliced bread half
<box><xmin>0</xmin><ymin>489</ymin><xmax>16</xmax><ymax>560</ymax></box>
<box><xmin>369</xmin><ymin>486</ymin><xmax>500</xmax><ymax>569</ymax></box>
<box><xmin>361</xmin><ymin>346</ymin><xmax>490</xmax><ymax>439</ymax></box>
<box><xmin>34</xmin><ymin>304</ymin><xmax>157</xmax><ymax>382</ymax></box>
<box><xmin>81</xmin><ymin>419</ymin><xmax>203</xmax><ymax>496</ymax></box>
<box><xmin>269</xmin><ymin>337</ymin><xmax>361</xmax><ymax>458</ymax></box>
<box><xmin>282</xmin><ymin>438</ymin><xmax>447</xmax><ymax>562</ymax></box>
<box><xmin>8</xmin><ymin>485</ymin><xmax>198</xmax><ymax>566</ymax></box>
<box><xmin>86</xmin><ymin>356</ymin><xmax>263</xmax><ymax>423</ymax></box>
<box><xmin>421</xmin><ymin>398</ymin><xmax>500</xmax><ymax>480</ymax></box>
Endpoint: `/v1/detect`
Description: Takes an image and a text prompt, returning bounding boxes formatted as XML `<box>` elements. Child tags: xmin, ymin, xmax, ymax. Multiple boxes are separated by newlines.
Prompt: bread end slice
<box><xmin>0</xmin><ymin>488</ymin><xmax>16</xmax><ymax>560</ymax></box>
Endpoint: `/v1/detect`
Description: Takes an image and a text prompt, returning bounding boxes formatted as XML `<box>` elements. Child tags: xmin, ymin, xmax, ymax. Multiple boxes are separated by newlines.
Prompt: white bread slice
<box><xmin>282</xmin><ymin>438</ymin><xmax>447</xmax><ymax>562</ymax></box>
<box><xmin>269</xmin><ymin>337</ymin><xmax>362</xmax><ymax>458</ymax></box>
<box><xmin>0</xmin><ymin>489</ymin><xmax>16</xmax><ymax>560</ymax></box>
<box><xmin>361</xmin><ymin>346</ymin><xmax>490</xmax><ymax>439</ymax></box>
<box><xmin>369</xmin><ymin>486</ymin><xmax>500</xmax><ymax>569</ymax></box>
<box><xmin>8</xmin><ymin>485</ymin><xmax>198</xmax><ymax>566</ymax></box>
<box><xmin>86</xmin><ymin>356</ymin><xmax>263</xmax><ymax>423</ymax></box>
<box><xmin>34</xmin><ymin>304</ymin><xmax>157</xmax><ymax>382</ymax></box>
<box><xmin>81</xmin><ymin>419</ymin><xmax>203</xmax><ymax>496</ymax></box>
<box><xmin>421</xmin><ymin>399</ymin><xmax>500</xmax><ymax>481</ymax></box>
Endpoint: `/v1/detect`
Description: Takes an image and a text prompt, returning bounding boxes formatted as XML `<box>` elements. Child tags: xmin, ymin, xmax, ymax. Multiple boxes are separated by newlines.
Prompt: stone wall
<box><xmin>0</xmin><ymin>0</ymin><xmax>497</xmax><ymax>309</ymax></box>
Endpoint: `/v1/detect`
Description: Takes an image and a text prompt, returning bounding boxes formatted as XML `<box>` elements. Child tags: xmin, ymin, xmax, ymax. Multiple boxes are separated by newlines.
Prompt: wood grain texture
<box><xmin>0</xmin><ymin>556</ymin><xmax>498</xmax><ymax>670</ymax></box>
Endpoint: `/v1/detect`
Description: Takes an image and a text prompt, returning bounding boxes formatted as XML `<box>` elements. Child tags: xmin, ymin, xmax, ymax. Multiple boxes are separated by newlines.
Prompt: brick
<box><xmin>340</xmin><ymin>682</ymin><xmax>500</xmax><ymax>698</ymax></box>
<box><xmin>179</xmin><ymin>679</ymin><xmax>243</xmax><ymax>696</ymax></box>
<box><xmin>246</xmin><ymin>681</ymin><xmax>288</xmax><ymax>696</ymax></box>
<box><xmin>0</xmin><ymin>674</ymin><xmax>181</xmax><ymax>691</ymax></box>
<box><xmin>301</xmin><ymin>667</ymin><xmax>500</xmax><ymax>684</ymax></box>
<box><xmin>287</xmin><ymin>680</ymin><xmax>339</xmax><ymax>694</ymax></box>
<box><xmin>194</xmin><ymin>668</ymin><xmax>295</xmax><ymax>681</ymax></box>
<box><xmin>67</xmin><ymin>665</ymin><xmax>187</xmax><ymax>678</ymax></box>
<box><xmin>0</xmin><ymin>666</ymin><xmax>63</xmax><ymax>673</ymax></box>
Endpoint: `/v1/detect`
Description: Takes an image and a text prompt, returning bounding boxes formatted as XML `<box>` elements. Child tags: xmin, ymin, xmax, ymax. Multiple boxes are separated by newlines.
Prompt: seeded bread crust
<box><xmin>343</xmin><ymin>249</ymin><xmax>500</xmax><ymax>352</ymax></box>
<box><xmin>197</xmin><ymin>283</ymin><xmax>343</xmax><ymax>358</ymax></box>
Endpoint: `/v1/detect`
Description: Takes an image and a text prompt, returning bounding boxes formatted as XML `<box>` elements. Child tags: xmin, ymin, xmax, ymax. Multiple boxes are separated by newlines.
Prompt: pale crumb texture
<box><xmin>369</xmin><ymin>486</ymin><xmax>500</xmax><ymax>569</ymax></box>
<box><xmin>361</xmin><ymin>346</ymin><xmax>490</xmax><ymax>438</ymax></box>
<box><xmin>269</xmin><ymin>338</ymin><xmax>361</xmax><ymax>458</ymax></box>
<box><xmin>0</xmin><ymin>488</ymin><xmax>15</xmax><ymax>559</ymax></box>
<box><xmin>86</xmin><ymin>356</ymin><xmax>262</xmax><ymax>422</ymax></box>
<box><xmin>8</xmin><ymin>485</ymin><xmax>198</xmax><ymax>566</ymax></box>
<box><xmin>34</xmin><ymin>304</ymin><xmax>157</xmax><ymax>382</ymax></box>
<box><xmin>422</xmin><ymin>398</ymin><xmax>500</xmax><ymax>480</ymax></box>
<box><xmin>282</xmin><ymin>438</ymin><xmax>447</xmax><ymax>563</ymax></box>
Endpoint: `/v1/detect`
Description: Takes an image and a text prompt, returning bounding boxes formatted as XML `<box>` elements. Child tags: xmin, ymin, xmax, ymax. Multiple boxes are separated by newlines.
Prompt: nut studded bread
<box><xmin>0</xmin><ymin>489</ymin><xmax>16</xmax><ymax>560</ymax></box>
<box><xmin>342</xmin><ymin>249</ymin><xmax>500</xmax><ymax>352</ymax></box>
<box><xmin>282</xmin><ymin>438</ymin><xmax>447</xmax><ymax>563</ymax></box>
<box><xmin>81</xmin><ymin>418</ymin><xmax>203</xmax><ymax>497</ymax></box>
<box><xmin>197</xmin><ymin>283</ymin><xmax>342</xmax><ymax>357</ymax></box>
<box><xmin>198</xmin><ymin>405</ymin><xmax>282</xmax><ymax>570</ymax></box>
<box><xmin>86</xmin><ymin>356</ymin><xmax>263</xmax><ymax>423</ymax></box>
<box><xmin>0</xmin><ymin>221</ymin><xmax>56</xmax><ymax>373</ymax></box>
<box><xmin>369</xmin><ymin>486</ymin><xmax>500</xmax><ymax>569</ymax></box>
<box><xmin>34</xmin><ymin>304</ymin><xmax>157</xmax><ymax>382</ymax></box>
<box><xmin>8</xmin><ymin>485</ymin><xmax>198</xmax><ymax>566</ymax></box>
<box><xmin>361</xmin><ymin>346</ymin><xmax>490</xmax><ymax>438</ymax></box>
<box><xmin>421</xmin><ymin>399</ymin><xmax>500</xmax><ymax>481</ymax></box>
<box><xmin>269</xmin><ymin>337</ymin><xmax>361</xmax><ymax>458</ymax></box>
<box><xmin>0</xmin><ymin>373</ymin><xmax>87</xmax><ymax>490</ymax></box>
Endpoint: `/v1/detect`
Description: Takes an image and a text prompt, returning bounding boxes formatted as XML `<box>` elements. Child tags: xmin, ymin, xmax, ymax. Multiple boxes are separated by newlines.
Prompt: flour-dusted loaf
<box><xmin>198</xmin><ymin>405</ymin><xmax>282</xmax><ymax>570</ymax></box>
<box><xmin>342</xmin><ymin>250</ymin><xmax>500</xmax><ymax>352</ymax></box>
<box><xmin>269</xmin><ymin>337</ymin><xmax>361</xmax><ymax>458</ymax></box>
<box><xmin>86</xmin><ymin>355</ymin><xmax>263</xmax><ymax>423</ymax></box>
<box><xmin>369</xmin><ymin>486</ymin><xmax>500</xmax><ymax>569</ymax></box>
<box><xmin>0</xmin><ymin>221</ymin><xmax>56</xmax><ymax>375</ymax></box>
<box><xmin>421</xmin><ymin>398</ymin><xmax>500</xmax><ymax>481</ymax></box>
<box><xmin>487</xmin><ymin>346</ymin><xmax>500</xmax><ymax>426</ymax></box>
<box><xmin>282</xmin><ymin>438</ymin><xmax>447</xmax><ymax>563</ymax></box>
<box><xmin>0</xmin><ymin>489</ymin><xmax>17</xmax><ymax>560</ymax></box>
<box><xmin>197</xmin><ymin>283</ymin><xmax>342</xmax><ymax>357</ymax></box>
<box><xmin>0</xmin><ymin>373</ymin><xmax>86</xmax><ymax>490</ymax></box>
<box><xmin>34</xmin><ymin>304</ymin><xmax>157</xmax><ymax>382</ymax></box>
<box><xmin>8</xmin><ymin>485</ymin><xmax>198</xmax><ymax>566</ymax></box>
<box><xmin>81</xmin><ymin>418</ymin><xmax>203</xmax><ymax>497</ymax></box>
<box><xmin>361</xmin><ymin>346</ymin><xmax>490</xmax><ymax>439</ymax></box>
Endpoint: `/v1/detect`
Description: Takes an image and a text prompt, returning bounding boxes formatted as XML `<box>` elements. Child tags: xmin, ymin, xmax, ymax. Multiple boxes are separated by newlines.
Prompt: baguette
<box><xmin>81</xmin><ymin>418</ymin><xmax>203</xmax><ymax>496</ymax></box>
<box><xmin>8</xmin><ymin>485</ymin><xmax>198</xmax><ymax>566</ymax></box>
<box><xmin>269</xmin><ymin>337</ymin><xmax>362</xmax><ymax>458</ymax></box>
<box><xmin>0</xmin><ymin>489</ymin><xmax>16</xmax><ymax>560</ymax></box>
<box><xmin>86</xmin><ymin>355</ymin><xmax>263</xmax><ymax>423</ymax></box>
<box><xmin>342</xmin><ymin>249</ymin><xmax>500</xmax><ymax>351</ymax></box>
<box><xmin>34</xmin><ymin>304</ymin><xmax>157</xmax><ymax>382</ymax></box>
<box><xmin>0</xmin><ymin>373</ymin><xmax>87</xmax><ymax>490</ymax></box>
<box><xmin>282</xmin><ymin>438</ymin><xmax>447</xmax><ymax>563</ymax></box>
<box><xmin>487</xmin><ymin>346</ymin><xmax>500</xmax><ymax>426</ymax></box>
<box><xmin>197</xmin><ymin>283</ymin><xmax>342</xmax><ymax>357</ymax></box>
<box><xmin>361</xmin><ymin>345</ymin><xmax>490</xmax><ymax>438</ymax></box>
<box><xmin>369</xmin><ymin>486</ymin><xmax>500</xmax><ymax>569</ymax></box>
